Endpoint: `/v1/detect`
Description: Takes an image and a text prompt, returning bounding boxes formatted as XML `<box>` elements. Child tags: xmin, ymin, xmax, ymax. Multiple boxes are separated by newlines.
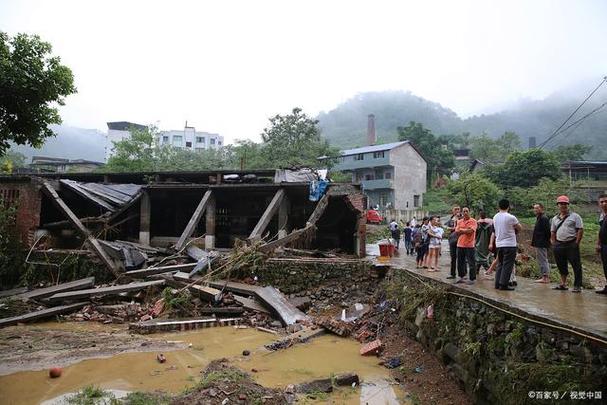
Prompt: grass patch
<box><xmin>67</xmin><ymin>386</ymin><xmax>115</xmax><ymax>405</ymax></box>
<box><xmin>122</xmin><ymin>391</ymin><xmax>170</xmax><ymax>405</ymax></box>
<box><xmin>196</xmin><ymin>369</ymin><xmax>248</xmax><ymax>390</ymax></box>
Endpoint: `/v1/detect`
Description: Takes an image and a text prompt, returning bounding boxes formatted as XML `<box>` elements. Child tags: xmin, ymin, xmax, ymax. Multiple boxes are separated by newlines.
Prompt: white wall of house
<box><xmin>390</xmin><ymin>143</ymin><xmax>427</xmax><ymax>210</ymax></box>
<box><xmin>105</xmin><ymin>129</ymin><xmax>131</xmax><ymax>162</ymax></box>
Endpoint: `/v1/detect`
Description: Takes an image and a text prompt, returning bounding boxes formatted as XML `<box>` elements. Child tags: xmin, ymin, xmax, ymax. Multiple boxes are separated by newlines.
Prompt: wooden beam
<box><xmin>0</xmin><ymin>287</ymin><xmax>28</xmax><ymax>298</ymax></box>
<box><xmin>41</xmin><ymin>182</ymin><xmax>120</xmax><ymax>277</ymax></box>
<box><xmin>248</xmin><ymin>188</ymin><xmax>286</xmax><ymax>242</ymax></box>
<box><xmin>126</xmin><ymin>263</ymin><xmax>196</xmax><ymax>278</ymax></box>
<box><xmin>258</xmin><ymin>225</ymin><xmax>314</xmax><ymax>253</ymax></box>
<box><xmin>278</xmin><ymin>193</ymin><xmax>290</xmax><ymax>238</ymax></box>
<box><xmin>17</xmin><ymin>277</ymin><xmax>95</xmax><ymax>301</ymax></box>
<box><xmin>175</xmin><ymin>190</ymin><xmax>213</xmax><ymax>251</ymax></box>
<box><xmin>0</xmin><ymin>303</ymin><xmax>87</xmax><ymax>328</ymax></box>
<box><xmin>189</xmin><ymin>285</ymin><xmax>222</xmax><ymax>302</ymax></box>
<box><xmin>306</xmin><ymin>193</ymin><xmax>330</xmax><ymax>226</ymax></box>
<box><xmin>48</xmin><ymin>280</ymin><xmax>165</xmax><ymax>302</ymax></box>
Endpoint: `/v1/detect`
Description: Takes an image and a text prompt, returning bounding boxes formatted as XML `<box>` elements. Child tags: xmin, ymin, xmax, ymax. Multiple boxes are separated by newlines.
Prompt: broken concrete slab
<box><xmin>265</xmin><ymin>326</ymin><xmax>326</xmax><ymax>351</ymax></box>
<box><xmin>233</xmin><ymin>295</ymin><xmax>270</xmax><ymax>314</ymax></box>
<box><xmin>17</xmin><ymin>277</ymin><xmax>95</xmax><ymax>301</ymax></box>
<box><xmin>0</xmin><ymin>302</ymin><xmax>87</xmax><ymax>328</ymax></box>
<box><xmin>295</xmin><ymin>378</ymin><xmax>333</xmax><ymax>394</ymax></box>
<box><xmin>48</xmin><ymin>280</ymin><xmax>165</xmax><ymax>302</ymax></box>
<box><xmin>208</xmin><ymin>280</ymin><xmax>260</xmax><ymax>297</ymax></box>
<box><xmin>189</xmin><ymin>285</ymin><xmax>222</xmax><ymax>302</ymax></box>
<box><xmin>129</xmin><ymin>317</ymin><xmax>241</xmax><ymax>334</ymax></box>
<box><xmin>0</xmin><ymin>287</ymin><xmax>28</xmax><ymax>299</ymax></box>
<box><xmin>126</xmin><ymin>263</ymin><xmax>196</xmax><ymax>278</ymax></box>
<box><xmin>256</xmin><ymin>286</ymin><xmax>309</xmax><ymax>326</ymax></box>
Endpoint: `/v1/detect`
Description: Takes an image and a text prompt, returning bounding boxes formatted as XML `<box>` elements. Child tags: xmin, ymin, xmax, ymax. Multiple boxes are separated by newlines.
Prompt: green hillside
<box><xmin>318</xmin><ymin>89</ymin><xmax>607</xmax><ymax>159</ymax></box>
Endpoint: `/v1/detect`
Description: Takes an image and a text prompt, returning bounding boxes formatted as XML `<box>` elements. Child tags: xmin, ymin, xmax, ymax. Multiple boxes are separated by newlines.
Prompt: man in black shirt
<box><xmin>446</xmin><ymin>206</ymin><xmax>461</xmax><ymax>279</ymax></box>
<box><xmin>596</xmin><ymin>194</ymin><xmax>607</xmax><ymax>295</ymax></box>
<box><xmin>531</xmin><ymin>203</ymin><xmax>551</xmax><ymax>283</ymax></box>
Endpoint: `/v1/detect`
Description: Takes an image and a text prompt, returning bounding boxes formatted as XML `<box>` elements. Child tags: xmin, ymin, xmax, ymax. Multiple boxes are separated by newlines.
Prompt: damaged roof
<box><xmin>60</xmin><ymin>179</ymin><xmax>142</xmax><ymax>212</ymax></box>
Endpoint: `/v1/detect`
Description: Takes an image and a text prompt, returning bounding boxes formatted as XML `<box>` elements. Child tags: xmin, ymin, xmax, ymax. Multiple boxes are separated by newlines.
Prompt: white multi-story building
<box><xmin>158</xmin><ymin>125</ymin><xmax>223</xmax><ymax>152</ymax></box>
<box><xmin>105</xmin><ymin>121</ymin><xmax>148</xmax><ymax>162</ymax></box>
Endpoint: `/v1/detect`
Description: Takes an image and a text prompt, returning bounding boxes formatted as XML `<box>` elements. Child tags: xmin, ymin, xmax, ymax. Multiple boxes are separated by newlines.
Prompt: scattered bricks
<box><xmin>359</xmin><ymin>339</ymin><xmax>382</xmax><ymax>356</ymax></box>
<box><xmin>150</xmin><ymin>299</ymin><xmax>165</xmax><ymax>317</ymax></box>
<box><xmin>315</xmin><ymin>317</ymin><xmax>354</xmax><ymax>337</ymax></box>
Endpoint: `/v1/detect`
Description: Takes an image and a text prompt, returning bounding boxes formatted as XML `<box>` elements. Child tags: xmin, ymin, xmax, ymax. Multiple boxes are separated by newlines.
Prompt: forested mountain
<box><xmin>318</xmin><ymin>88</ymin><xmax>607</xmax><ymax>159</ymax></box>
<box><xmin>11</xmin><ymin>125</ymin><xmax>106</xmax><ymax>163</ymax></box>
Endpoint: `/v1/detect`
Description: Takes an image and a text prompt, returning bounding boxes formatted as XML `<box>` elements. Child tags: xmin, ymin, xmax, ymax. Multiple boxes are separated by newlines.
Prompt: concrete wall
<box><xmin>394</xmin><ymin>272</ymin><xmax>606</xmax><ymax>404</ymax></box>
<box><xmin>105</xmin><ymin>129</ymin><xmax>131</xmax><ymax>162</ymax></box>
<box><xmin>389</xmin><ymin>143</ymin><xmax>427</xmax><ymax>210</ymax></box>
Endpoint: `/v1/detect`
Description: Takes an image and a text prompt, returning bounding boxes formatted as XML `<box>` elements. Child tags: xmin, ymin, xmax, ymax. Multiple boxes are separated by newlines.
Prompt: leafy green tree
<box><xmin>0</xmin><ymin>149</ymin><xmax>26</xmax><ymax>173</ymax></box>
<box><xmin>551</xmin><ymin>144</ymin><xmax>591</xmax><ymax>162</ymax></box>
<box><xmin>104</xmin><ymin>126</ymin><xmax>161</xmax><ymax>172</ymax></box>
<box><xmin>485</xmin><ymin>148</ymin><xmax>561</xmax><ymax>188</ymax></box>
<box><xmin>447</xmin><ymin>172</ymin><xmax>501</xmax><ymax>212</ymax></box>
<box><xmin>230</xmin><ymin>139</ymin><xmax>269</xmax><ymax>169</ymax></box>
<box><xmin>508</xmin><ymin>178</ymin><xmax>585</xmax><ymax>217</ymax></box>
<box><xmin>0</xmin><ymin>32</ymin><xmax>76</xmax><ymax>156</ymax></box>
<box><xmin>469</xmin><ymin>131</ymin><xmax>521</xmax><ymax>163</ymax></box>
<box><xmin>261</xmin><ymin>108</ymin><xmax>338</xmax><ymax>168</ymax></box>
<box><xmin>397</xmin><ymin>121</ymin><xmax>455</xmax><ymax>182</ymax></box>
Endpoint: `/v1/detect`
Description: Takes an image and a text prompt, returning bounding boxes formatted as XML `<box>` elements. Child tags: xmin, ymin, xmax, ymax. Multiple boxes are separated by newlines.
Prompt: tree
<box><xmin>447</xmin><ymin>172</ymin><xmax>501</xmax><ymax>212</ymax></box>
<box><xmin>0</xmin><ymin>149</ymin><xmax>26</xmax><ymax>173</ymax></box>
<box><xmin>485</xmin><ymin>148</ymin><xmax>561</xmax><ymax>188</ymax></box>
<box><xmin>104</xmin><ymin>126</ymin><xmax>161</xmax><ymax>172</ymax></box>
<box><xmin>397</xmin><ymin>121</ymin><xmax>455</xmax><ymax>182</ymax></box>
<box><xmin>469</xmin><ymin>131</ymin><xmax>521</xmax><ymax>163</ymax></box>
<box><xmin>551</xmin><ymin>144</ymin><xmax>591</xmax><ymax>162</ymax></box>
<box><xmin>261</xmin><ymin>108</ymin><xmax>338</xmax><ymax>168</ymax></box>
<box><xmin>0</xmin><ymin>32</ymin><xmax>76</xmax><ymax>156</ymax></box>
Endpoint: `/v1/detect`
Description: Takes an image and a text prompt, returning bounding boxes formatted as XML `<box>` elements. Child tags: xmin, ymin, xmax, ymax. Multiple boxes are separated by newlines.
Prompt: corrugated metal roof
<box><xmin>340</xmin><ymin>141</ymin><xmax>409</xmax><ymax>156</ymax></box>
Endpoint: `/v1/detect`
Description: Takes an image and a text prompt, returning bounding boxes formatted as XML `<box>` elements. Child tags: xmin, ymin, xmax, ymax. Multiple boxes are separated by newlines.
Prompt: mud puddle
<box><xmin>0</xmin><ymin>323</ymin><xmax>405</xmax><ymax>404</ymax></box>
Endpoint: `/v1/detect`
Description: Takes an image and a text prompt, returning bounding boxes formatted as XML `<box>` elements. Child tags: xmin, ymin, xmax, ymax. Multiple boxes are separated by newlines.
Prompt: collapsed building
<box><xmin>1</xmin><ymin>169</ymin><xmax>366</xmax><ymax>268</ymax></box>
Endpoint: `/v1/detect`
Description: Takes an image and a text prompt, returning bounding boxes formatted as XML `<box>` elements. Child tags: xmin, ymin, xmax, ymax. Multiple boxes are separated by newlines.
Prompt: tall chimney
<box><xmin>528</xmin><ymin>136</ymin><xmax>537</xmax><ymax>148</ymax></box>
<box><xmin>367</xmin><ymin>114</ymin><xmax>376</xmax><ymax>146</ymax></box>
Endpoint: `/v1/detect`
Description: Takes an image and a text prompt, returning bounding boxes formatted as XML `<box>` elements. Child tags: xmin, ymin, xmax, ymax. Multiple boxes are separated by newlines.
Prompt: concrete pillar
<box><xmin>278</xmin><ymin>195</ymin><xmax>290</xmax><ymax>238</ymax></box>
<box><xmin>205</xmin><ymin>193</ymin><xmax>216</xmax><ymax>249</ymax></box>
<box><xmin>139</xmin><ymin>191</ymin><xmax>151</xmax><ymax>245</ymax></box>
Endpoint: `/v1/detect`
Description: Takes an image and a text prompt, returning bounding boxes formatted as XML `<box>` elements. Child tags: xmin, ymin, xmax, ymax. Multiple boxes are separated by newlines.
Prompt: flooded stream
<box><xmin>0</xmin><ymin>323</ymin><xmax>405</xmax><ymax>404</ymax></box>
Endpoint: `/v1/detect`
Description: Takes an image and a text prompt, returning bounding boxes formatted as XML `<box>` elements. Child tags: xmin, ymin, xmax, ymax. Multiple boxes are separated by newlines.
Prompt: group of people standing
<box><xmin>387</xmin><ymin>193</ymin><xmax>607</xmax><ymax>294</ymax></box>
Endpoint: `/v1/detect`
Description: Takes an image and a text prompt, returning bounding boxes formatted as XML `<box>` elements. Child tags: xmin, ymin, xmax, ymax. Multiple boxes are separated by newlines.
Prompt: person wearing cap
<box><xmin>551</xmin><ymin>195</ymin><xmax>584</xmax><ymax>292</ymax></box>
<box><xmin>596</xmin><ymin>193</ymin><xmax>607</xmax><ymax>295</ymax></box>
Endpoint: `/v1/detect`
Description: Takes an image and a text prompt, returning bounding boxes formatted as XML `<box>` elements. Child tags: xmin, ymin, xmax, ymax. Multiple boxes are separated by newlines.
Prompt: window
<box><xmin>365</xmin><ymin>174</ymin><xmax>374</xmax><ymax>181</ymax></box>
<box><xmin>185</xmin><ymin>141</ymin><xmax>192</xmax><ymax>148</ymax></box>
<box><xmin>373</xmin><ymin>151</ymin><xmax>385</xmax><ymax>159</ymax></box>
<box><xmin>218</xmin><ymin>141</ymin><xmax>222</xmax><ymax>146</ymax></box>
<box><xmin>195</xmin><ymin>147</ymin><xmax>205</xmax><ymax>153</ymax></box>
<box><xmin>385</xmin><ymin>171</ymin><xmax>391</xmax><ymax>179</ymax></box>
<box><xmin>355</xmin><ymin>153</ymin><xmax>364</xmax><ymax>161</ymax></box>
<box><xmin>172</xmin><ymin>135</ymin><xmax>183</xmax><ymax>147</ymax></box>
<box><xmin>210</xmin><ymin>138</ymin><xmax>216</xmax><ymax>145</ymax></box>
<box><xmin>196</xmin><ymin>136</ymin><xmax>205</xmax><ymax>143</ymax></box>
<box><xmin>375</xmin><ymin>172</ymin><xmax>384</xmax><ymax>180</ymax></box>
<box><xmin>162</xmin><ymin>135</ymin><xmax>169</xmax><ymax>144</ymax></box>
<box><xmin>413</xmin><ymin>195</ymin><xmax>420</xmax><ymax>207</ymax></box>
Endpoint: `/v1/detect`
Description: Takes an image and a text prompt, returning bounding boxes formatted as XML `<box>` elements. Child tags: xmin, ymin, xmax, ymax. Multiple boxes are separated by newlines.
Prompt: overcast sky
<box><xmin>1</xmin><ymin>0</ymin><xmax>606</xmax><ymax>143</ymax></box>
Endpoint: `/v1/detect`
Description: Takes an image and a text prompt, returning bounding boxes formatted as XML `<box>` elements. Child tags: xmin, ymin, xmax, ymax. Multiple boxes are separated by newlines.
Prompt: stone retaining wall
<box><xmin>392</xmin><ymin>272</ymin><xmax>607</xmax><ymax>404</ymax></box>
<box><xmin>254</xmin><ymin>259</ymin><xmax>373</xmax><ymax>294</ymax></box>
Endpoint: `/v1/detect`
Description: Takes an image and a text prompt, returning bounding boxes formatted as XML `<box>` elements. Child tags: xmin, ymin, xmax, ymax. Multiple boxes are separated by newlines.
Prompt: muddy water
<box><xmin>0</xmin><ymin>325</ymin><xmax>402</xmax><ymax>404</ymax></box>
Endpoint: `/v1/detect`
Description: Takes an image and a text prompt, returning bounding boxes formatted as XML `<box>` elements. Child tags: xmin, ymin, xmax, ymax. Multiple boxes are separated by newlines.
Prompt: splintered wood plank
<box><xmin>249</xmin><ymin>188</ymin><xmax>285</xmax><ymax>242</ymax></box>
<box><xmin>17</xmin><ymin>277</ymin><xmax>95</xmax><ymax>300</ymax></box>
<box><xmin>0</xmin><ymin>303</ymin><xmax>88</xmax><ymax>328</ymax></box>
<box><xmin>175</xmin><ymin>190</ymin><xmax>213</xmax><ymax>251</ymax></box>
<box><xmin>48</xmin><ymin>280</ymin><xmax>165</xmax><ymax>302</ymax></box>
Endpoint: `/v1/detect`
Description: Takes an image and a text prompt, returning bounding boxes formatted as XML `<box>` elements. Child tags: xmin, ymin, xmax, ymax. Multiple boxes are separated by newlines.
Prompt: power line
<box><xmin>538</xmin><ymin>76</ymin><xmax>607</xmax><ymax>149</ymax></box>
<box><xmin>561</xmin><ymin>102</ymin><xmax>607</xmax><ymax>140</ymax></box>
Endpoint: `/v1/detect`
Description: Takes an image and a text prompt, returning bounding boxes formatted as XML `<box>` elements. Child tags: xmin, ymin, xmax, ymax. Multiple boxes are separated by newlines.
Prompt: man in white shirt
<box><xmin>493</xmin><ymin>199</ymin><xmax>522</xmax><ymax>291</ymax></box>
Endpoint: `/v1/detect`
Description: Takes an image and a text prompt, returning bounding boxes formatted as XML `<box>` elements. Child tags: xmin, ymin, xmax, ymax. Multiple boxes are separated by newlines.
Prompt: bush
<box><xmin>0</xmin><ymin>202</ymin><xmax>28</xmax><ymax>287</ymax></box>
